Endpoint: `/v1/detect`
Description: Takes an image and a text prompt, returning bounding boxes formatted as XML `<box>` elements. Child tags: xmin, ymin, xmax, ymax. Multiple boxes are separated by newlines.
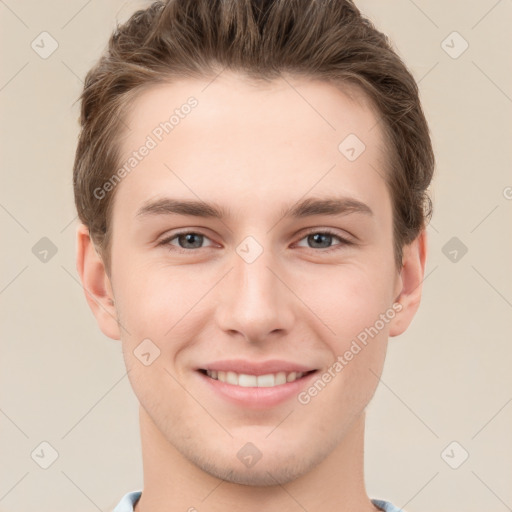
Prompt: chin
<box><xmin>184</xmin><ymin>445</ymin><xmax>323</xmax><ymax>487</ymax></box>
<box><xmin>200</xmin><ymin>461</ymin><xmax>308</xmax><ymax>487</ymax></box>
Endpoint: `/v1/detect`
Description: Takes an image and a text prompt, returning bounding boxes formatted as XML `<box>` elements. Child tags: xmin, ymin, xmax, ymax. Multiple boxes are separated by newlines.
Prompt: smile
<box><xmin>203</xmin><ymin>369</ymin><xmax>312</xmax><ymax>387</ymax></box>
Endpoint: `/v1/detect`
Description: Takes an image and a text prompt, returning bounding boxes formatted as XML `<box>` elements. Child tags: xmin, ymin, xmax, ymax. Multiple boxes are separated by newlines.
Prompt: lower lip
<box><xmin>197</xmin><ymin>370</ymin><xmax>318</xmax><ymax>409</ymax></box>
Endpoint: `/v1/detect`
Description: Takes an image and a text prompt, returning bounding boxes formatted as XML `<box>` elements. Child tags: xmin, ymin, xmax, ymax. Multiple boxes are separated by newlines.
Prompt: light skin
<box><xmin>76</xmin><ymin>71</ymin><xmax>427</xmax><ymax>512</ymax></box>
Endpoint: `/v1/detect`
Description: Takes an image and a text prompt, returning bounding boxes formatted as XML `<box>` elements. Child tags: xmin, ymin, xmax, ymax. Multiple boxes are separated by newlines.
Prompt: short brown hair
<box><xmin>73</xmin><ymin>0</ymin><xmax>434</xmax><ymax>274</ymax></box>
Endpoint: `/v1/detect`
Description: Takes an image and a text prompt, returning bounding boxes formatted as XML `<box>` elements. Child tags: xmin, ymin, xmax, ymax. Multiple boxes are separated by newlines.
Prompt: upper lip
<box><xmin>198</xmin><ymin>359</ymin><xmax>317</xmax><ymax>376</ymax></box>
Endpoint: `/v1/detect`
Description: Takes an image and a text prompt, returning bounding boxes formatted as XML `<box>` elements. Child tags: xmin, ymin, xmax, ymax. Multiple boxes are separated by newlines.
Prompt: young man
<box><xmin>74</xmin><ymin>1</ymin><xmax>434</xmax><ymax>511</ymax></box>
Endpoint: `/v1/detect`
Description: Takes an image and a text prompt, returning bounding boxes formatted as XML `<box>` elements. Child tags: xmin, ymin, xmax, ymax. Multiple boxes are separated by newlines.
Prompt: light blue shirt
<box><xmin>113</xmin><ymin>490</ymin><xmax>407</xmax><ymax>511</ymax></box>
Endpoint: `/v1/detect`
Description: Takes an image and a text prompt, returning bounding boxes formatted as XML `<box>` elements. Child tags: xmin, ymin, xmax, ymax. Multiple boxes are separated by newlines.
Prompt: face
<box><xmin>83</xmin><ymin>72</ymin><xmax>415</xmax><ymax>486</ymax></box>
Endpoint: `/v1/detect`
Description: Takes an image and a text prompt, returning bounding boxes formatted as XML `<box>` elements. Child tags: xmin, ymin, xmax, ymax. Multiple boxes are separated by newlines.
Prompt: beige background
<box><xmin>1</xmin><ymin>1</ymin><xmax>511</xmax><ymax>511</ymax></box>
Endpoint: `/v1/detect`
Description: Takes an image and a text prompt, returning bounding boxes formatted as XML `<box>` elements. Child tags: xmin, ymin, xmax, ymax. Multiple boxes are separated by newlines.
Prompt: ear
<box><xmin>389</xmin><ymin>228</ymin><xmax>428</xmax><ymax>337</ymax></box>
<box><xmin>75</xmin><ymin>223</ymin><xmax>121</xmax><ymax>340</ymax></box>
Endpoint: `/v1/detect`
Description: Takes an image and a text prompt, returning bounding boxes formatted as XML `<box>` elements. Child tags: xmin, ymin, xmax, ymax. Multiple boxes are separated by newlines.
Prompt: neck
<box><xmin>134</xmin><ymin>406</ymin><xmax>378</xmax><ymax>512</ymax></box>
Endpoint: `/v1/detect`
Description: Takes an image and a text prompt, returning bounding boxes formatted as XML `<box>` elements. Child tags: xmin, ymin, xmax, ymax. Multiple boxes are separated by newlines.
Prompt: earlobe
<box><xmin>388</xmin><ymin>229</ymin><xmax>428</xmax><ymax>338</ymax></box>
<box><xmin>75</xmin><ymin>224</ymin><xmax>121</xmax><ymax>340</ymax></box>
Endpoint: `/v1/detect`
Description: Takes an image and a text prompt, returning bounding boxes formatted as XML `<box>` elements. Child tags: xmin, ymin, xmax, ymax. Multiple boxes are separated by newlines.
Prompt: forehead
<box><xmin>113</xmin><ymin>72</ymin><xmax>390</xmax><ymax>222</ymax></box>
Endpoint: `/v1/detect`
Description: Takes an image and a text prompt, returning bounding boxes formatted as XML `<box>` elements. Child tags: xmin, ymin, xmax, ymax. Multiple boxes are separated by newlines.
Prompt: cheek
<box><xmin>113</xmin><ymin>242</ymin><xmax>395</xmax><ymax>352</ymax></box>
<box><xmin>114</xmin><ymin>262</ymin><xmax>191</xmax><ymax>336</ymax></box>
<box><xmin>319</xmin><ymin>264</ymin><xmax>393</xmax><ymax>344</ymax></box>
<box><xmin>115</xmin><ymin>267</ymin><xmax>198</xmax><ymax>412</ymax></box>
<box><xmin>309</xmin><ymin>268</ymin><xmax>391</xmax><ymax>408</ymax></box>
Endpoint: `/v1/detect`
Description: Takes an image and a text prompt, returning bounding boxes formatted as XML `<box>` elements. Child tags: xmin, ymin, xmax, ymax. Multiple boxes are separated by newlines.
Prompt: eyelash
<box><xmin>158</xmin><ymin>229</ymin><xmax>353</xmax><ymax>254</ymax></box>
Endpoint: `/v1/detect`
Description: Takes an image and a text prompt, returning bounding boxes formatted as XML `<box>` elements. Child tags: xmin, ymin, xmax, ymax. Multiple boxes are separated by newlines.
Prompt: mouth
<box><xmin>198</xmin><ymin>368</ymin><xmax>317</xmax><ymax>388</ymax></box>
<box><xmin>196</xmin><ymin>365</ymin><xmax>319</xmax><ymax>408</ymax></box>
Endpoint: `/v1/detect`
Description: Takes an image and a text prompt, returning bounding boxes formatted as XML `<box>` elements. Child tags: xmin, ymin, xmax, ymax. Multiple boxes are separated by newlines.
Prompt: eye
<box><xmin>159</xmin><ymin>231</ymin><xmax>216</xmax><ymax>251</ymax></box>
<box><xmin>295</xmin><ymin>230</ymin><xmax>353</xmax><ymax>252</ymax></box>
<box><xmin>158</xmin><ymin>229</ymin><xmax>353</xmax><ymax>254</ymax></box>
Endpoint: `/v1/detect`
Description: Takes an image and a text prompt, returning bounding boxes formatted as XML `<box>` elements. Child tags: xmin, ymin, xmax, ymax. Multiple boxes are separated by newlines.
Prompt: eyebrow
<box><xmin>135</xmin><ymin>195</ymin><xmax>374</xmax><ymax>220</ymax></box>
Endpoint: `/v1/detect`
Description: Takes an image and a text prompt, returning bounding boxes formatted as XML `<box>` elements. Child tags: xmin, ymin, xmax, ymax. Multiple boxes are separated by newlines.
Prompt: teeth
<box><xmin>257</xmin><ymin>374</ymin><xmax>274</xmax><ymax>387</ymax></box>
<box><xmin>275</xmin><ymin>372</ymin><xmax>287</xmax><ymax>385</ymax></box>
<box><xmin>205</xmin><ymin>369</ymin><xmax>306</xmax><ymax>387</ymax></box>
<box><xmin>226</xmin><ymin>371</ymin><xmax>238</xmax><ymax>385</ymax></box>
<box><xmin>239</xmin><ymin>374</ymin><xmax>257</xmax><ymax>387</ymax></box>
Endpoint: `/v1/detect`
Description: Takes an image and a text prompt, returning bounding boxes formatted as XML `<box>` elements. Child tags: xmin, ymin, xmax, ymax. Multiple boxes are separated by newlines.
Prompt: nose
<box><xmin>214</xmin><ymin>244</ymin><xmax>296</xmax><ymax>343</ymax></box>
